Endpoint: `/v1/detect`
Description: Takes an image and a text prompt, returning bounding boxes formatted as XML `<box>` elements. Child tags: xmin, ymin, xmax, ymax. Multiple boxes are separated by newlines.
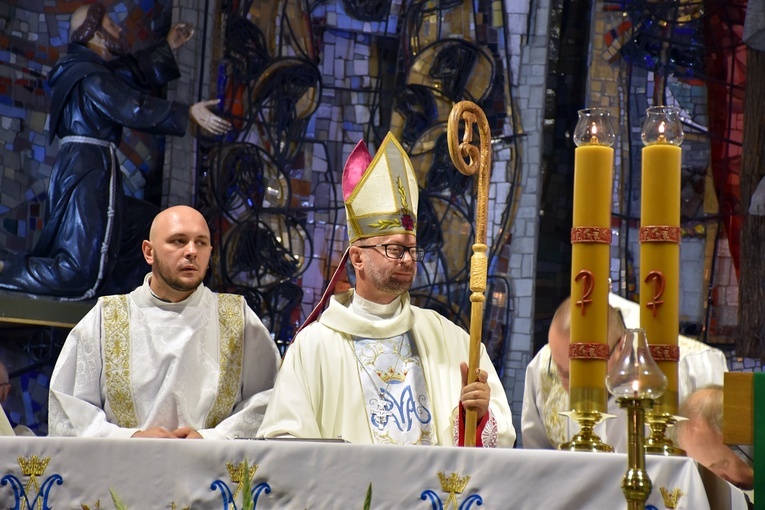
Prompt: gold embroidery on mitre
<box><xmin>369</xmin><ymin>177</ymin><xmax>415</xmax><ymax>232</ymax></box>
<box><xmin>368</xmin><ymin>217</ymin><xmax>402</xmax><ymax>230</ymax></box>
<box><xmin>398</xmin><ymin>176</ymin><xmax>409</xmax><ymax>210</ymax></box>
<box><xmin>81</xmin><ymin>501</ymin><xmax>100</xmax><ymax>510</ymax></box>
<box><xmin>438</xmin><ymin>472</ymin><xmax>471</xmax><ymax>510</ymax></box>
<box><xmin>227</xmin><ymin>460</ymin><xmax>258</xmax><ymax>500</ymax></box>
<box><xmin>18</xmin><ymin>455</ymin><xmax>49</xmax><ymax>498</ymax></box>
<box><xmin>660</xmin><ymin>487</ymin><xmax>684</xmax><ymax>508</ymax></box>
<box><xmin>345</xmin><ymin>133</ymin><xmax>418</xmax><ymax>242</ymax></box>
<box><xmin>102</xmin><ymin>295</ymin><xmax>138</xmax><ymax>428</ymax></box>
<box><xmin>206</xmin><ymin>294</ymin><xmax>245</xmax><ymax>428</ymax></box>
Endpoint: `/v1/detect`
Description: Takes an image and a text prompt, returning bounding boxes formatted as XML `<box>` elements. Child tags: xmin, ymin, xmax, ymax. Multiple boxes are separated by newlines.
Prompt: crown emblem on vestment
<box><xmin>227</xmin><ymin>460</ymin><xmax>258</xmax><ymax>483</ymax></box>
<box><xmin>226</xmin><ymin>460</ymin><xmax>258</xmax><ymax>501</ymax></box>
<box><xmin>19</xmin><ymin>455</ymin><xmax>49</xmax><ymax>477</ymax></box>
<box><xmin>377</xmin><ymin>367</ymin><xmax>408</xmax><ymax>383</ymax></box>
<box><xmin>438</xmin><ymin>472</ymin><xmax>470</xmax><ymax>493</ymax></box>
<box><xmin>660</xmin><ymin>486</ymin><xmax>684</xmax><ymax>508</ymax></box>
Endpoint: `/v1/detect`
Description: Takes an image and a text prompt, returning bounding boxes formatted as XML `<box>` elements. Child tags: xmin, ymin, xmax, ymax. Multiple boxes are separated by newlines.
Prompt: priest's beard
<box><xmin>366</xmin><ymin>260</ymin><xmax>414</xmax><ymax>297</ymax></box>
<box><xmin>154</xmin><ymin>258</ymin><xmax>204</xmax><ymax>294</ymax></box>
<box><xmin>99</xmin><ymin>29</ymin><xmax>131</xmax><ymax>56</ymax></box>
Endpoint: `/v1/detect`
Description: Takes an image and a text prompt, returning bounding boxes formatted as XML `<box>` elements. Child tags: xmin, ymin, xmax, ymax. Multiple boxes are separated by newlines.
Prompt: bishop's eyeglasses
<box><xmin>356</xmin><ymin>244</ymin><xmax>425</xmax><ymax>261</ymax></box>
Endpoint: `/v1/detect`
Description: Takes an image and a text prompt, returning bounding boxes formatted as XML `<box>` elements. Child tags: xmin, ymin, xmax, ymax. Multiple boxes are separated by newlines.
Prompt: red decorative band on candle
<box><xmin>648</xmin><ymin>344</ymin><xmax>680</xmax><ymax>362</ymax></box>
<box><xmin>639</xmin><ymin>226</ymin><xmax>681</xmax><ymax>243</ymax></box>
<box><xmin>571</xmin><ymin>227</ymin><xmax>612</xmax><ymax>244</ymax></box>
<box><xmin>569</xmin><ymin>343</ymin><xmax>609</xmax><ymax>360</ymax></box>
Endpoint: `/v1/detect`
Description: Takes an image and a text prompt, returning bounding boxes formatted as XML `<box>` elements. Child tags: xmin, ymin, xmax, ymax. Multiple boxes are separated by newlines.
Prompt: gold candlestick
<box><xmin>619</xmin><ymin>397</ymin><xmax>653</xmax><ymax>510</ymax></box>
<box><xmin>607</xmin><ymin>329</ymin><xmax>668</xmax><ymax>510</ymax></box>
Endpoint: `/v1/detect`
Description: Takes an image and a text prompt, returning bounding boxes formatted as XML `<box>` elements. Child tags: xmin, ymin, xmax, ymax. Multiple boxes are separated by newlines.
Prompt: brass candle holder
<box><xmin>645</xmin><ymin>409</ymin><xmax>686</xmax><ymax>456</ymax></box>
<box><xmin>606</xmin><ymin>329</ymin><xmax>668</xmax><ymax>510</ymax></box>
<box><xmin>559</xmin><ymin>409</ymin><xmax>614</xmax><ymax>452</ymax></box>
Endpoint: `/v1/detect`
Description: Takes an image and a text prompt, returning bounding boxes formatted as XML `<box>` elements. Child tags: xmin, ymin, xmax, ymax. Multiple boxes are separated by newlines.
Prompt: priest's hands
<box><xmin>131</xmin><ymin>426</ymin><xmax>203</xmax><ymax>439</ymax></box>
<box><xmin>460</xmin><ymin>362</ymin><xmax>490</xmax><ymax>419</ymax></box>
<box><xmin>173</xmin><ymin>427</ymin><xmax>203</xmax><ymax>439</ymax></box>
<box><xmin>190</xmin><ymin>100</ymin><xmax>232</xmax><ymax>135</ymax></box>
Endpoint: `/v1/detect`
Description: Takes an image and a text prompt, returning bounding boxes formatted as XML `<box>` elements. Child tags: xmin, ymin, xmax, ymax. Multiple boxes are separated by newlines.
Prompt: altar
<box><xmin>0</xmin><ymin>436</ymin><xmax>747</xmax><ymax>509</ymax></box>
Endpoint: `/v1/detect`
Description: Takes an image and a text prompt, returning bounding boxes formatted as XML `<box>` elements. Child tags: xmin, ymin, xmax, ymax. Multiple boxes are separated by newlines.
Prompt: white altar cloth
<box><xmin>0</xmin><ymin>437</ymin><xmax>746</xmax><ymax>509</ymax></box>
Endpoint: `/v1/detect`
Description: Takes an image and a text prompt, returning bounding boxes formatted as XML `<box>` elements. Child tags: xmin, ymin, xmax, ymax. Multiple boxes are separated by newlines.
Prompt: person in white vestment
<box><xmin>48</xmin><ymin>205</ymin><xmax>281</xmax><ymax>439</ymax></box>
<box><xmin>257</xmin><ymin>132</ymin><xmax>516</xmax><ymax>446</ymax></box>
<box><xmin>521</xmin><ymin>294</ymin><xmax>728</xmax><ymax>452</ymax></box>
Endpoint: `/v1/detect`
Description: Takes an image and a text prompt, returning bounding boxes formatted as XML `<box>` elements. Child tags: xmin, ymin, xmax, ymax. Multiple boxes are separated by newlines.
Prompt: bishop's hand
<box><xmin>460</xmin><ymin>361</ymin><xmax>490</xmax><ymax>419</ymax></box>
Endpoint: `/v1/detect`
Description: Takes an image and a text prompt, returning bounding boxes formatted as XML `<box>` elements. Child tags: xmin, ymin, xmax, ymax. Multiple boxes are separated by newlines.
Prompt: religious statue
<box><xmin>0</xmin><ymin>2</ymin><xmax>231</xmax><ymax>300</ymax></box>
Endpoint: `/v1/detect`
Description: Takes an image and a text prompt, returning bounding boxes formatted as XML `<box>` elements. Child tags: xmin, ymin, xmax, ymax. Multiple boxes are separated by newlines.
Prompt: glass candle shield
<box><xmin>606</xmin><ymin>328</ymin><xmax>668</xmax><ymax>400</ymax></box>
<box><xmin>640</xmin><ymin>106</ymin><xmax>684</xmax><ymax>146</ymax></box>
<box><xmin>573</xmin><ymin>108</ymin><xmax>616</xmax><ymax>147</ymax></box>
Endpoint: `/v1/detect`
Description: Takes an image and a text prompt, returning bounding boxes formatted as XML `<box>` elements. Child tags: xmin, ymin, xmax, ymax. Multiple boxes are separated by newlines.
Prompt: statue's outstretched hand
<box><xmin>190</xmin><ymin>99</ymin><xmax>232</xmax><ymax>135</ymax></box>
<box><xmin>167</xmin><ymin>22</ymin><xmax>194</xmax><ymax>50</ymax></box>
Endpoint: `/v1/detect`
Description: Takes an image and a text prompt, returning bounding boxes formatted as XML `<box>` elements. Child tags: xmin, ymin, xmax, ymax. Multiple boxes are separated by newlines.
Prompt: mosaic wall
<box><xmin>593</xmin><ymin>0</ymin><xmax>747</xmax><ymax>346</ymax></box>
<box><xmin>197</xmin><ymin>0</ymin><xmax>527</xmax><ymax>381</ymax></box>
<box><xmin>0</xmin><ymin>1</ymin><xmax>174</xmax><ymax>253</ymax></box>
<box><xmin>534</xmin><ymin>0</ymin><xmax>751</xmax><ymax>348</ymax></box>
<box><xmin>0</xmin><ymin>0</ymin><xmax>536</xmax><ymax>433</ymax></box>
<box><xmin>0</xmin><ymin>328</ymin><xmax>64</xmax><ymax>435</ymax></box>
<box><xmin>0</xmin><ymin>0</ymin><xmax>180</xmax><ymax>433</ymax></box>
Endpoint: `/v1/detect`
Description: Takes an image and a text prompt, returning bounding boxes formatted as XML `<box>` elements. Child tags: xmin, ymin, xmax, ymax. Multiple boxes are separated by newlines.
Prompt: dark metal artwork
<box><xmin>341</xmin><ymin>0</ymin><xmax>392</xmax><ymax>22</ymax></box>
<box><xmin>202</xmin><ymin>0</ymin><xmax>518</xmax><ymax>374</ymax></box>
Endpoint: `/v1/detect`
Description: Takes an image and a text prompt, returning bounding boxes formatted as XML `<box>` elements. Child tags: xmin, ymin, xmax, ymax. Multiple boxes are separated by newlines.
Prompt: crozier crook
<box><xmin>447</xmin><ymin>101</ymin><xmax>491</xmax><ymax>447</ymax></box>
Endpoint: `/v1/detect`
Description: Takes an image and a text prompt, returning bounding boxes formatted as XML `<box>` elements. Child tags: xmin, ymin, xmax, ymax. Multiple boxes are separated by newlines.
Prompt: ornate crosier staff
<box><xmin>447</xmin><ymin>100</ymin><xmax>491</xmax><ymax>447</ymax></box>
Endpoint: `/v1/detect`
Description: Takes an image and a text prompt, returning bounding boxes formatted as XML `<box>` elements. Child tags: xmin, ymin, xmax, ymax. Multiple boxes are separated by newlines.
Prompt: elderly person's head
<box><xmin>548</xmin><ymin>297</ymin><xmax>626</xmax><ymax>390</ymax></box>
<box><xmin>675</xmin><ymin>385</ymin><xmax>754</xmax><ymax>490</ymax></box>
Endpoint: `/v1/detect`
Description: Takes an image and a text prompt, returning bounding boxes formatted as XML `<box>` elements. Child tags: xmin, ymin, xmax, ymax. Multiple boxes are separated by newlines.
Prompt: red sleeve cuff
<box><xmin>456</xmin><ymin>403</ymin><xmax>491</xmax><ymax>447</ymax></box>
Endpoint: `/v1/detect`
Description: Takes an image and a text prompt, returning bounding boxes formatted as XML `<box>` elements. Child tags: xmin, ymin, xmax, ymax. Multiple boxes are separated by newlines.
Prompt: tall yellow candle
<box><xmin>639</xmin><ymin>106</ymin><xmax>683</xmax><ymax>416</ymax></box>
<box><xmin>569</xmin><ymin>109</ymin><xmax>615</xmax><ymax>415</ymax></box>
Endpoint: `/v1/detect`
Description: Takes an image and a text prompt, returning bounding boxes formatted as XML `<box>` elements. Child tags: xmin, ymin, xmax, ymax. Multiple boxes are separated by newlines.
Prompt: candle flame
<box><xmin>632</xmin><ymin>380</ymin><xmax>640</xmax><ymax>397</ymax></box>
<box><xmin>657</xmin><ymin>121</ymin><xmax>666</xmax><ymax>143</ymax></box>
<box><xmin>590</xmin><ymin>123</ymin><xmax>598</xmax><ymax>144</ymax></box>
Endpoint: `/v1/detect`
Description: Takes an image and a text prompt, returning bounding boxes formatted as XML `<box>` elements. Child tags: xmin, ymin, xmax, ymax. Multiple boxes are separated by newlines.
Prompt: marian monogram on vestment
<box><xmin>351</xmin><ymin>335</ymin><xmax>434</xmax><ymax>444</ymax></box>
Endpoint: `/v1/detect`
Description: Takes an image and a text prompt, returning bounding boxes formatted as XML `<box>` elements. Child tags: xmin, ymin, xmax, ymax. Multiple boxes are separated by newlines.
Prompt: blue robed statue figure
<box><xmin>0</xmin><ymin>2</ymin><xmax>231</xmax><ymax>300</ymax></box>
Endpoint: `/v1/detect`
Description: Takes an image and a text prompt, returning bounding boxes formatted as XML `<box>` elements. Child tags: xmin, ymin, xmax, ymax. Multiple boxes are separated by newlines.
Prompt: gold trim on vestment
<box><xmin>206</xmin><ymin>294</ymin><xmax>245</xmax><ymax>428</ymax></box>
<box><xmin>541</xmin><ymin>350</ymin><xmax>569</xmax><ymax>448</ymax></box>
<box><xmin>102</xmin><ymin>295</ymin><xmax>138</xmax><ymax>428</ymax></box>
